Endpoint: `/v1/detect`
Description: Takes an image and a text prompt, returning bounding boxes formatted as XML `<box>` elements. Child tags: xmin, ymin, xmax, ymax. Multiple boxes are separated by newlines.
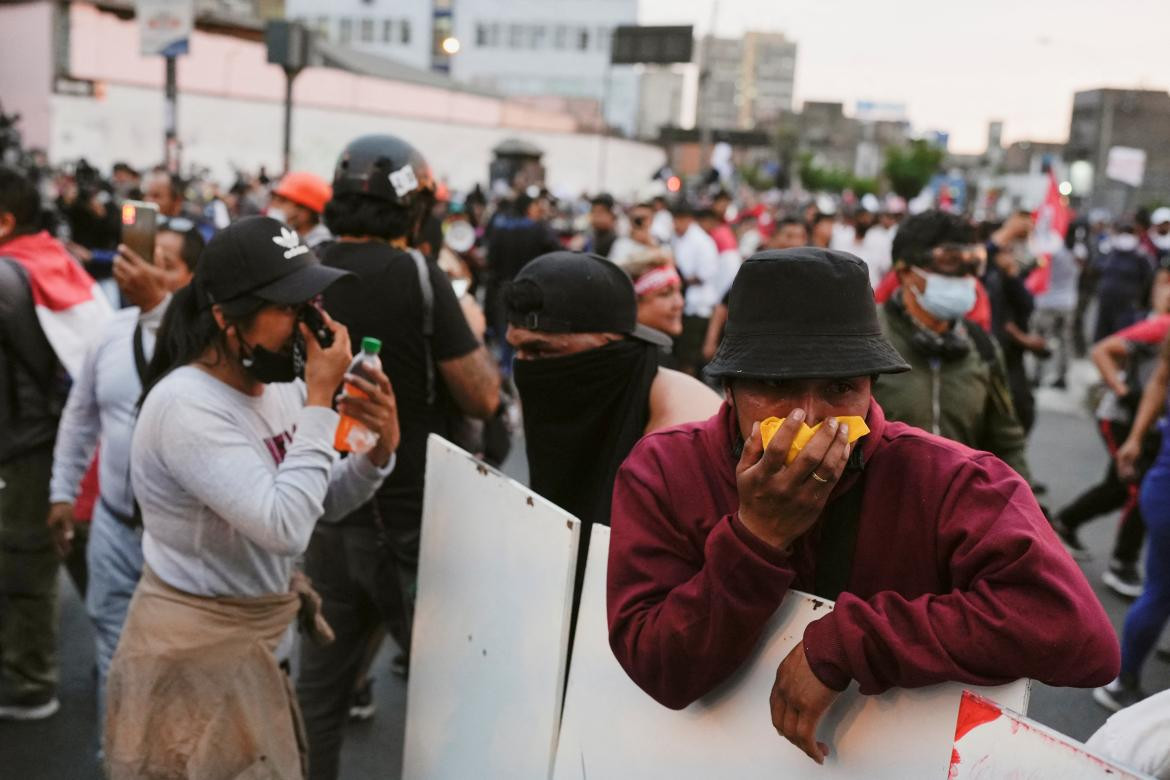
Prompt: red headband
<box><xmin>634</xmin><ymin>266</ymin><xmax>681</xmax><ymax>297</ymax></box>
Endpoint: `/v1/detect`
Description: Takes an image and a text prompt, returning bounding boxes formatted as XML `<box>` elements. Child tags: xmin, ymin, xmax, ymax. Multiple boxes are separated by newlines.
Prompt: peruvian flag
<box><xmin>2</xmin><ymin>231</ymin><xmax>114</xmax><ymax>377</ymax></box>
<box><xmin>1026</xmin><ymin>172</ymin><xmax>1072</xmax><ymax>296</ymax></box>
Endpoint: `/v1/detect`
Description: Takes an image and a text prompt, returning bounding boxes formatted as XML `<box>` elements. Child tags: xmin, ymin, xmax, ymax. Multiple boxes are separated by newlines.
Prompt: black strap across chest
<box><xmin>132</xmin><ymin>322</ymin><xmax>149</xmax><ymax>385</ymax></box>
<box><xmin>812</xmin><ymin>475</ymin><xmax>866</xmax><ymax>601</ymax></box>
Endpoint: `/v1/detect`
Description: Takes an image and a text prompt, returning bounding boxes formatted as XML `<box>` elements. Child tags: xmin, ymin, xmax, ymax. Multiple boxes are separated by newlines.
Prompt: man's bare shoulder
<box><xmin>646</xmin><ymin>367</ymin><xmax>723</xmax><ymax>433</ymax></box>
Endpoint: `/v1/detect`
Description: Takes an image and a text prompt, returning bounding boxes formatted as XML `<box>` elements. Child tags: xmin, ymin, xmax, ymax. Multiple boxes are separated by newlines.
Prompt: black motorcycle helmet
<box><xmin>331</xmin><ymin>133</ymin><xmax>436</xmax><ymax>243</ymax></box>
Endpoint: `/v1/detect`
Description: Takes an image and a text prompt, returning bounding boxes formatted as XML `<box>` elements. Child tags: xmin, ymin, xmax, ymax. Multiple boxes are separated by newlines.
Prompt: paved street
<box><xmin>2</xmin><ymin>366</ymin><xmax>1168</xmax><ymax>778</ymax></box>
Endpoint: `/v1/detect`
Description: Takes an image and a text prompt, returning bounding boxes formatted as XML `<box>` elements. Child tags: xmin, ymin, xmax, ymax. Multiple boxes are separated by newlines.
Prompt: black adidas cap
<box><xmin>505</xmin><ymin>251</ymin><xmax>671</xmax><ymax>347</ymax></box>
<box><xmin>196</xmin><ymin>216</ymin><xmax>351</xmax><ymax>316</ymax></box>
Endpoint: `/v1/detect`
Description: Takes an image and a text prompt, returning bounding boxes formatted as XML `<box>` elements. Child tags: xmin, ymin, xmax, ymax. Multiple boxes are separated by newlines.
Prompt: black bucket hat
<box><xmin>705</xmin><ymin>248</ymin><xmax>910</xmax><ymax>380</ymax></box>
<box><xmin>196</xmin><ymin>216</ymin><xmax>352</xmax><ymax>316</ymax></box>
<box><xmin>505</xmin><ymin>251</ymin><xmax>671</xmax><ymax>348</ymax></box>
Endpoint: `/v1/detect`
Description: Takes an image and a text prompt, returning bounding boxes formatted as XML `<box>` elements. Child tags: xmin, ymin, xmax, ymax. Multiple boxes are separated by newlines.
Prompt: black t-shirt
<box><xmin>320</xmin><ymin>241</ymin><xmax>480</xmax><ymax>525</ymax></box>
<box><xmin>485</xmin><ymin>216</ymin><xmax>562</xmax><ymax>283</ymax></box>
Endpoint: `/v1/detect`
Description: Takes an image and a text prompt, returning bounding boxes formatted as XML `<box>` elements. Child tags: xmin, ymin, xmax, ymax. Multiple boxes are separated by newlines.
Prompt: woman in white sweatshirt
<box><xmin>104</xmin><ymin>217</ymin><xmax>400</xmax><ymax>780</ymax></box>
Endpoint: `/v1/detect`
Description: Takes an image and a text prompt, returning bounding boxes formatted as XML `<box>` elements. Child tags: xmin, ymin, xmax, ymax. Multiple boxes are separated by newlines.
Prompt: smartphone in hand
<box><xmin>299</xmin><ymin>300</ymin><xmax>336</xmax><ymax>349</ymax></box>
<box><xmin>121</xmin><ymin>200</ymin><xmax>159</xmax><ymax>263</ymax></box>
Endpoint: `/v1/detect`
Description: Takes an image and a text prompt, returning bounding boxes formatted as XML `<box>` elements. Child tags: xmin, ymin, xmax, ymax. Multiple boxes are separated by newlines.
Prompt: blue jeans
<box><xmin>85</xmin><ymin>501</ymin><xmax>143</xmax><ymax>736</ymax></box>
<box><xmin>1120</xmin><ymin>461</ymin><xmax>1170</xmax><ymax>678</ymax></box>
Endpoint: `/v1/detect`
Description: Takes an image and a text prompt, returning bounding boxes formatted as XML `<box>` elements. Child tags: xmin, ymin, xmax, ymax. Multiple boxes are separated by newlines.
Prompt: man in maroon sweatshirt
<box><xmin>607</xmin><ymin>248</ymin><xmax>1120</xmax><ymax>765</ymax></box>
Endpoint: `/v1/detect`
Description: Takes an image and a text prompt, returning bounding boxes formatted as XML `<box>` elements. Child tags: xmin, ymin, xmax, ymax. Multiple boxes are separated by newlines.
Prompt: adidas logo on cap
<box><xmin>272</xmin><ymin>227</ymin><xmax>309</xmax><ymax>260</ymax></box>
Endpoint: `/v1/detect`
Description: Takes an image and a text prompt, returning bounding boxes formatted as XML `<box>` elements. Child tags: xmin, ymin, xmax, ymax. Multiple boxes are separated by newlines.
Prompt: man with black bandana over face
<box><xmin>506</xmin><ymin>251</ymin><xmax>721</xmax><ymax>534</ymax></box>
<box><xmin>508</xmin><ymin>251</ymin><xmax>721</xmax><ymax>644</ymax></box>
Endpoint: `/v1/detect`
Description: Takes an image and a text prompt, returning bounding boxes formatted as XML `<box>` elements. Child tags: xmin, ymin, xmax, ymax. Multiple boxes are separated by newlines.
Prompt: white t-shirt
<box><xmin>50</xmin><ymin>298</ymin><xmax>167</xmax><ymax>515</ymax></box>
<box><xmin>132</xmin><ymin>366</ymin><xmax>393</xmax><ymax>597</ymax></box>
<box><xmin>832</xmin><ymin>226</ymin><xmax>893</xmax><ymax>290</ymax></box>
<box><xmin>1086</xmin><ymin>688</ymin><xmax>1170</xmax><ymax>778</ymax></box>
<box><xmin>671</xmin><ymin>223</ymin><xmax>721</xmax><ymax>318</ymax></box>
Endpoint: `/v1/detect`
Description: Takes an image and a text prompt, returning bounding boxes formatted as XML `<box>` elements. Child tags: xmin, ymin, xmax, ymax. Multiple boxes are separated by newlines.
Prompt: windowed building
<box><xmin>286</xmin><ymin>0</ymin><xmax>640</xmax><ymax>134</ymax></box>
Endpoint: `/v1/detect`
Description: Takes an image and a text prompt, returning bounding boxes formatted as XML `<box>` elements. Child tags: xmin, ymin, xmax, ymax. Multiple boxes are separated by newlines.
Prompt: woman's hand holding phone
<box><xmin>302</xmin><ymin>309</ymin><xmax>351</xmax><ymax>408</ymax></box>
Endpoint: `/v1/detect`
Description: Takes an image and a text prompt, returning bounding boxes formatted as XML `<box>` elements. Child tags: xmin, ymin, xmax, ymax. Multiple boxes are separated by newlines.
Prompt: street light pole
<box><xmin>281</xmin><ymin>66</ymin><xmax>300</xmax><ymax>175</ymax></box>
<box><xmin>164</xmin><ymin>55</ymin><xmax>179</xmax><ymax>173</ymax></box>
<box><xmin>265</xmin><ymin>21</ymin><xmax>311</xmax><ymax>175</ymax></box>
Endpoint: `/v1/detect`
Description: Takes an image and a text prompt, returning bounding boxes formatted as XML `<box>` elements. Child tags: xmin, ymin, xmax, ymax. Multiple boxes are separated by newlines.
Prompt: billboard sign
<box><xmin>136</xmin><ymin>0</ymin><xmax>195</xmax><ymax>57</ymax></box>
<box><xmin>611</xmin><ymin>25</ymin><xmax>694</xmax><ymax>65</ymax></box>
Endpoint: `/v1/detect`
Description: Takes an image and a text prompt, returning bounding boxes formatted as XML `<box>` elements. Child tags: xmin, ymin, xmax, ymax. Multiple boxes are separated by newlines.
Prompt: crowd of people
<box><xmin>2</xmin><ymin>131</ymin><xmax>1170</xmax><ymax>778</ymax></box>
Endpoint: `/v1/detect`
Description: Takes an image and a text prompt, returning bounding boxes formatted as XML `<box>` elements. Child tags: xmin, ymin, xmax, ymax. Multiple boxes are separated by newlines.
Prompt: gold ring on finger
<box><xmin>810</xmin><ymin>471</ymin><xmax>829</xmax><ymax>483</ymax></box>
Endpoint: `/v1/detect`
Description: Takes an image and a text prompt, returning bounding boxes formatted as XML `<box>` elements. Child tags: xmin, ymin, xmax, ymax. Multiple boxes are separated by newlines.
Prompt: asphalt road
<box><xmin>3</xmin><ymin>374</ymin><xmax>1168</xmax><ymax>778</ymax></box>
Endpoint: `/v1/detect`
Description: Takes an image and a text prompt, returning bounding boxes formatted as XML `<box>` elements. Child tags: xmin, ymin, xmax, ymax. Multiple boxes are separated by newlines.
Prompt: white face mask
<box><xmin>911</xmin><ymin>267</ymin><xmax>977</xmax><ymax>322</ymax></box>
<box><xmin>1112</xmin><ymin>234</ymin><xmax>1140</xmax><ymax>252</ymax></box>
<box><xmin>1151</xmin><ymin>231</ymin><xmax>1170</xmax><ymax>250</ymax></box>
<box><xmin>266</xmin><ymin>207</ymin><xmax>289</xmax><ymax>226</ymax></box>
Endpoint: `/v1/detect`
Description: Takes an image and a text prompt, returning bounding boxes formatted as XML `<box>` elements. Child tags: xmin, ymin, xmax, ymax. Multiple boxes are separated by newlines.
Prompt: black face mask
<box><xmin>236</xmin><ymin>329</ymin><xmax>306</xmax><ymax>384</ymax></box>
<box><xmin>512</xmin><ymin>338</ymin><xmax>659</xmax><ymax>528</ymax></box>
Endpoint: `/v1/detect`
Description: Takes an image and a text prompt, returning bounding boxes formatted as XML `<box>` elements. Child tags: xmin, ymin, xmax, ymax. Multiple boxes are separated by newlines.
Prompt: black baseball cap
<box><xmin>505</xmin><ymin>251</ymin><xmax>671</xmax><ymax>347</ymax></box>
<box><xmin>196</xmin><ymin>216</ymin><xmax>352</xmax><ymax>315</ymax></box>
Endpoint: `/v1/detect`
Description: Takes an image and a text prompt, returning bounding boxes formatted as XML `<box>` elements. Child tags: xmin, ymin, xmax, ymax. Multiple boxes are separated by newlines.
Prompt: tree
<box><xmin>884</xmin><ymin>140</ymin><xmax>944</xmax><ymax>200</ymax></box>
<box><xmin>798</xmin><ymin>152</ymin><xmax>852</xmax><ymax>194</ymax></box>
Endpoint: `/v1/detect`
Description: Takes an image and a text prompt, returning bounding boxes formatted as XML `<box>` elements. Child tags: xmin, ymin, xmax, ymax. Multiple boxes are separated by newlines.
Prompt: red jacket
<box><xmin>607</xmin><ymin>400</ymin><xmax>1118</xmax><ymax>710</ymax></box>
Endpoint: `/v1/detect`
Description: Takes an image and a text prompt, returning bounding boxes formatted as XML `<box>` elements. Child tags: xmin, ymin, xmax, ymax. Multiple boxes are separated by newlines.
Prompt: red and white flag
<box><xmin>2</xmin><ymin>231</ymin><xmax>114</xmax><ymax>377</ymax></box>
<box><xmin>1026</xmin><ymin>172</ymin><xmax>1072</xmax><ymax>296</ymax></box>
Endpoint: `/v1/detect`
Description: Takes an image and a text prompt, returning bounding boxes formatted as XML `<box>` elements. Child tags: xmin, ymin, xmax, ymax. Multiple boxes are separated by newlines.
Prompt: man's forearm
<box><xmin>1127</xmin><ymin>362</ymin><xmax>1169</xmax><ymax>444</ymax></box>
<box><xmin>609</xmin><ymin>514</ymin><xmax>794</xmax><ymax>710</ymax></box>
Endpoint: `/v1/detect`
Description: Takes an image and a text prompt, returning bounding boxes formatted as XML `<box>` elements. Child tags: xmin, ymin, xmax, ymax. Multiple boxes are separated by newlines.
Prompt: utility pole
<box><xmin>281</xmin><ymin>66</ymin><xmax>300</xmax><ymax>175</ymax></box>
<box><xmin>164</xmin><ymin>55</ymin><xmax>179</xmax><ymax>173</ymax></box>
<box><xmin>697</xmin><ymin>0</ymin><xmax>720</xmax><ymax>175</ymax></box>
<box><xmin>266</xmin><ymin>21</ymin><xmax>311</xmax><ymax>174</ymax></box>
<box><xmin>135</xmin><ymin>0</ymin><xmax>194</xmax><ymax>173</ymax></box>
<box><xmin>597</xmin><ymin>63</ymin><xmax>613</xmax><ymax>192</ymax></box>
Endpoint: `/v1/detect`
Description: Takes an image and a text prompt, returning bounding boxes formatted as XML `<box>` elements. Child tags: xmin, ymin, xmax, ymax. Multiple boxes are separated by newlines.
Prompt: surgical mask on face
<box><xmin>911</xmin><ymin>268</ymin><xmax>977</xmax><ymax>322</ymax></box>
<box><xmin>1150</xmin><ymin>231</ymin><xmax>1170</xmax><ymax>251</ymax></box>
<box><xmin>266</xmin><ymin>207</ymin><xmax>289</xmax><ymax>226</ymax></box>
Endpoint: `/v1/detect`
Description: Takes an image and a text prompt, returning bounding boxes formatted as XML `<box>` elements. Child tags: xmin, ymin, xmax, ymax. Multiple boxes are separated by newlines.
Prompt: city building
<box><xmin>285</xmin><ymin>0</ymin><xmax>640</xmax><ymax>134</ymax></box>
<box><xmin>0</xmin><ymin>0</ymin><xmax>664</xmax><ymax>196</ymax></box>
<box><xmin>1066</xmin><ymin>87</ymin><xmax>1170</xmax><ymax>212</ymax></box>
<box><xmin>636</xmin><ymin>68</ymin><xmax>684</xmax><ymax>140</ymax></box>
<box><xmin>853</xmin><ymin>102</ymin><xmax>912</xmax><ymax>180</ymax></box>
<box><xmin>657</xmin><ymin>127</ymin><xmax>773</xmax><ymax>178</ymax></box>
<box><xmin>285</xmin><ymin>0</ymin><xmax>437</xmax><ymax>73</ymax></box>
<box><xmin>697</xmin><ymin>32</ymin><xmax>796</xmax><ymax>131</ymax></box>
<box><xmin>788</xmin><ymin>101</ymin><xmax>861</xmax><ymax>175</ymax></box>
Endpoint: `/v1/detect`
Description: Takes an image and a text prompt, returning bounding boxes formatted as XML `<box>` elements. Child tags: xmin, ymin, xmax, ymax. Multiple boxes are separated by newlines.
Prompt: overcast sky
<box><xmin>639</xmin><ymin>0</ymin><xmax>1170</xmax><ymax>153</ymax></box>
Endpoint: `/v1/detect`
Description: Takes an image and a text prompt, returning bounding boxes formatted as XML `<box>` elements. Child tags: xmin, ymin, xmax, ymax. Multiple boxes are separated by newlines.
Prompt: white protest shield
<box><xmin>403</xmin><ymin>436</ymin><xmax>581</xmax><ymax>780</ymax></box>
<box><xmin>950</xmin><ymin>691</ymin><xmax>1151</xmax><ymax>779</ymax></box>
<box><xmin>554</xmin><ymin>525</ymin><xmax>1031</xmax><ymax>780</ymax></box>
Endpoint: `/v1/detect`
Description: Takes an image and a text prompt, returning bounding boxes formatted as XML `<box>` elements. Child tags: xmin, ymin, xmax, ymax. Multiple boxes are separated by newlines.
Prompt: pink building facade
<box><xmin>0</xmin><ymin>1</ymin><xmax>663</xmax><ymax>195</ymax></box>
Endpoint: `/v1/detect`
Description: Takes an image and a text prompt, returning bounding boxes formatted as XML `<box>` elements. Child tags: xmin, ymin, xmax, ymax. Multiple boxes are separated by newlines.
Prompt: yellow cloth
<box><xmin>759</xmin><ymin>415</ymin><xmax>870</xmax><ymax>464</ymax></box>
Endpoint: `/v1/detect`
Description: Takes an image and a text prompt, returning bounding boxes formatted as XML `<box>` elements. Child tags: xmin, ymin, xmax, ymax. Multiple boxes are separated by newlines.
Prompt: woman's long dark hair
<box><xmin>139</xmin><ymin>282</ymin><xmax>256</xmax><ymax>403</ymax></box>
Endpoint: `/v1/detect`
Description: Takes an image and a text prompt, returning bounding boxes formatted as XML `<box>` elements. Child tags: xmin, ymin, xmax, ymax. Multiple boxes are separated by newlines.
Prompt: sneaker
<box><xmin>1052</xmin><ymin>517</ymin><xmax>1090</xmax><ymax>561</ymax></box>
<box><xmin>1103</xmin><ymin>564</ymin><xmax>1144</xmax><ymax>599</ymax></box>
<box><xmin>391</xmin><ymin>652</ymin><xmax>409</xmax><ymax>679</ymax></box>
<box><xmin>1157</xmin><ymin>639</ymin><xmax>1170</xmax><ymax>661</ymax></box>
<box><xmin>1093</xmin><ymin>677</ymin><xmax>1143</xmax><ymax>712</ymax></box>
<box><xmin>0</xmin><ymin>697</ymin><xmax>60</xmax><ymax>721</ymax></box>
<box><xmin>348</xmin><ymin>678</ymin><xmax>375</xmax><ymax>722</ymax></box>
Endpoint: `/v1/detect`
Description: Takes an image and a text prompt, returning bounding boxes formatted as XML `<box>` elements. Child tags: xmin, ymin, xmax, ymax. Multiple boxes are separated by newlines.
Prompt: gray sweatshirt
<box><xmin>131</xmin><ymin>365</ymin><xmax>393</xmax><ymax>597</ymax></box>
